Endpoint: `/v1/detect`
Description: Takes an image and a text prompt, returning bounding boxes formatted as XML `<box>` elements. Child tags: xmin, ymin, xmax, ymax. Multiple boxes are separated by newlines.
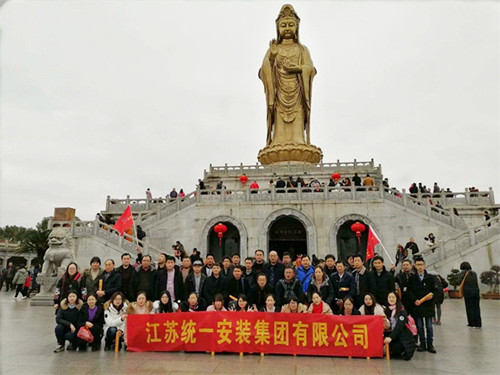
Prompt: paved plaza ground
<box><xmin>0</xmin><ymin>292</ymin><xmax>499</xmax><ymax>375</ymax></box>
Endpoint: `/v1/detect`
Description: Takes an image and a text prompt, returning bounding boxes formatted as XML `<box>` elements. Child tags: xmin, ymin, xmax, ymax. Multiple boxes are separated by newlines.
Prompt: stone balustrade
<box><xmin>419</xmin><ymin>215</ymin><xmax>500</xmax><ymax>267</ymax></box>
<box><xmin>48</xmin><ymin>219</ymin><xmax>162</xmax><ymax>257</ymax></box>
<box><xmin>204</xmin><ymin>159</ymin><xmax>380</xmax><ymax>178</ymax></box>
<box><xmin>105</xmin><ymin>187</ymin><xmax>495</xmax><ymax>217</ymax></box>
<box><xmin>133</xmin><ymin>183</ymin><xmax>468</xmax><ymax>230</ymax></box>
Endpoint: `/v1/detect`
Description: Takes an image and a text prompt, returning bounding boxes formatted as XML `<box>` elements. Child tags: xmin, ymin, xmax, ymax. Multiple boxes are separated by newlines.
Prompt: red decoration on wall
<box><xmin>350</xmin><ymin>222</ymin><xmax>366</xmax><ymax>245</ymax></box>
<box><xmin>214</xmin><ymin>223</ymin><xmax>227</xmax><ymax>246</ymax></box>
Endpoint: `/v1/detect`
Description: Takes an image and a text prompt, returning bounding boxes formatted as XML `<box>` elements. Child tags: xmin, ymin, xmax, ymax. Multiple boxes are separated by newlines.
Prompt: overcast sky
<box><xmin>0</xmin><ymin>0</ymin><xmax>498</xmax><ymax>228</ymax></box>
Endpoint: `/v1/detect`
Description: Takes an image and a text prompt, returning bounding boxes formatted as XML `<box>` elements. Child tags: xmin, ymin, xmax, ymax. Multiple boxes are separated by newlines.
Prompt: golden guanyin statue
<box><xmin>257</xmin><ymin>4</ymin><xmax>323</xmax><ymax>165</ymax></box>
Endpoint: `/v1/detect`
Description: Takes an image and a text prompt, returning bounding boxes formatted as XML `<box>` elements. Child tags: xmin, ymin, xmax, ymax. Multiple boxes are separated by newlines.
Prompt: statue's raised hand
<box><xmin>269</xmin><ymin>39</ymin><xmax>279</xmax><ymax>61</ymax></box>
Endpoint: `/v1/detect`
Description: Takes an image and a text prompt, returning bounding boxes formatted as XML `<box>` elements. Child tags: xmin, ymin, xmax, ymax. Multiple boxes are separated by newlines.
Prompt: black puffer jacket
<box><xmin>388</xmin><ymin>309</ymin><xmax>416</xmax><ymax>360</ymax></box>
<box><xmin>56</xmin><ymin>298</ymin><xmax>83</xmax><ymax>327</ymax></box>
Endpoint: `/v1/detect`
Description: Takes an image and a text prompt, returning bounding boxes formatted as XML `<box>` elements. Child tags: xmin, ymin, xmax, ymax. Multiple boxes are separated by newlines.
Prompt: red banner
<box><xmin>127</xmin><ymin>312</ymin><xmax>384</xmax><ymax>357</ymax></box>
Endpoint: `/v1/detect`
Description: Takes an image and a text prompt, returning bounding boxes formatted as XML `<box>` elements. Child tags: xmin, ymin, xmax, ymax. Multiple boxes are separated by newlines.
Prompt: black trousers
<box><xmin>464</xmin><ymin>295</ymin><xmax>482</xmax><ymax>327</ymax></box>
<box><xmin>77</xmin><ymin>326</ymin><xmax>103</xmax><ymax>350</ymax></box>
<box><xmin>14</xmin><ymin>284</ymin><xmax>25</xmax><ymax>298</ymax></box>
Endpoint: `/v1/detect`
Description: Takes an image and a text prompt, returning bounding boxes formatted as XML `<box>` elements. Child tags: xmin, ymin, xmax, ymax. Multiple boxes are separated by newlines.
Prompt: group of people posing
<box><xmin>52</xmin><ymin>248</ymin><xmax>457</xmax><ymax>360</ymax></box>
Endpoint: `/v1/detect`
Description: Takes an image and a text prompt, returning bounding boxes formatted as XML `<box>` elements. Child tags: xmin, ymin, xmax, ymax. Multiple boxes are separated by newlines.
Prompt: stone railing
<box><xmin>135</xmin><ymin>183</ymin><xmax>467</xmax><ymax>230</ymax></box>
<box><xmin>417</xmin><ymin>215</ymin><xmax>500</xmax><ymax>266</ymax></box>
<box><xmin>105</xmin><ymin>187</ymin><xmax>495</xmax><ymax>217</ymax></box>
<box><xmin>49</xmin><ymin>219</ymin><xmax>162</xmax><ymax>257</ymax></box>
<box><xmin>403</xmin><ymin>188</ymin><xmax>495</xmax><ymax>207</ymax></box>
<box><xmin>205</xmin><ymin>159</ymin><xmax>380</xmax><ymax>178</ymax></box>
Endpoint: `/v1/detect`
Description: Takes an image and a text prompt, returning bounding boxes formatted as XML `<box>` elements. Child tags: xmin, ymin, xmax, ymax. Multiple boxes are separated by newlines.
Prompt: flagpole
<box><xmin>378</xmin><ymin>242</ymin><xmax>395</xmax><ymax>265</ymax></box>
<box><xmin>371</xmin><ymin>227</ymin><xmax>395</xmax><ymax>265</ymax></box>
<box><xmin>130</xmin><ymin>206</ymin><xmax>139</xmax><ymax>247</ymax></box>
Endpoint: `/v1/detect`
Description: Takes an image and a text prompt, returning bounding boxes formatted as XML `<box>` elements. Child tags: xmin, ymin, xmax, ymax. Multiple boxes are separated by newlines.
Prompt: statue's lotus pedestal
<box><xmin>30</xmin><ymin>275</ymin><xmax>58</xmax><ymax>306</ymax></box>
<box><xmin>258</xmin><ymin>143</ymin><xmax>323</xmax><ymax>165</ymax></box>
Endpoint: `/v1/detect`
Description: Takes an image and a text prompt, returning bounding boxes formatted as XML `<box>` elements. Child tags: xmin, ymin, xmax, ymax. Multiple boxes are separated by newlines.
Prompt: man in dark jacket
<box><xmin>408</xmin><ymin>257</ymin><xmax>437</xmax><ymax>353</ymax></box>
<box><xmin>243</xmin><ymin>257</ymin><xmax>257</xmax><ymax>290</ymax></box>
<box><xmin>324</xmin><ymin>254</ymin><xmax>337</xmax><ymax>279</ymax></box>
<box><xmin>351</xmin><ymin>255</ymin><xmax>370</xmax><ymax>309</ymax></box>
<box><xmin>116</xmin><ymin>253</ymin><xmax>135</xmax><ymax>301</ymax></box>
<box><xmin>202</xmin><ymin>263</ymin><xmax>227</xmax><ymax>305</ymax></box>
<box><xmin>265</xmin><ymin>251</ymin><xmax>285</xmax><ymax>289</ymax></box>
<box><xmin>131</xmin><ymin>255</ymin><xmax>157</xmax><ymax>301</ymax></box>
<box><xmin>96</xmin><ymin>259</ymin><xmax>122</xmax><ymax>304</ymax></box>
<box><xmin>404</xmin><ymin>237</ymin><xmax>420</xmax><ymax>258</ymax></box>
<box><xmin>275</xmin><ymin>267</ymin><xmax>304</xmax><ymax>310</ymax></box>
<box><xmin>252</xmin><ymin>250</ymin><xmax>268</xmax><ymax>275</ymax></box>
<box><xmin>367</xmin><ymin>256</ymin><xmax>396</xmax><ymax>307</ymax></box>
<box><xmin>156</xmin><ymin>256</ymin><xmax>185</xmax><ymax>303</ymax></box>
<box><xmin>248</xmin><ymin>273</ymin><xmax>273</xmax><ymax>311</ymax></box>
<box><xmin>5</xmin><ymin>262</ymin><xmax>16</xmax><ymax>292</ymax></box>
<box><xmin>395</xmin><ymin>259</ymin><xmax>415</xmax><ymax>315</ymax></box>
<box><xmin>185</xmin><ymin>260</ymin><xmax>207</xmax><ymax>301</ymax></box>
<box><xmin>201</xmin><ymin>254</ymin><xmax>215</xmax><ymax>277</ymax></box>
<box><xmin>226</xmin><ymin>266</ymin><xmax>249</xmax><ymax>303</ymax></box>
<box><xmin>330</xmin><ymin>260</ymin><xmax>355</xmax><ymax>313</ymax></box>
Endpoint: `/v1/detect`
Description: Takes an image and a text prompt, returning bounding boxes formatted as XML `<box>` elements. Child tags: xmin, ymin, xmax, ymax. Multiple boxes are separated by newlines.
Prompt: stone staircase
<box><xmin>49</xmin><ymin>219</ymin><xmax>163</xmax><ymax>258</ymax></box>
<box><xmin>417</xmin><ymin>216</ymin><xmax>500</xmax><ymax>269</ymax></box>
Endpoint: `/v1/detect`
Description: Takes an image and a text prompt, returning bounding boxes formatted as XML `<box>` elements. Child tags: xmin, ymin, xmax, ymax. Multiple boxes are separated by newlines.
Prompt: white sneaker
<box><xmin>21</xmin><ymin>296</ymin><xmax>27</xmax><ymax>299</ymax></box>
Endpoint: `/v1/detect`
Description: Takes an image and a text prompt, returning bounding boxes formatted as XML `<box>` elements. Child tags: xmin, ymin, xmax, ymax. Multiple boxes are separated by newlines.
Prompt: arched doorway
<box><xmin>268</xmin><ymin>216</ymin><xmax>307</xmax><ymax>259</ymax></box>
<box><xmin>208</xmin><ymin>222</ymin><xmax>240</xmax><ymax>262</ymax></box>
<box><xmin>336</xmin><ymin>220</ymin><xmax>369</xmax><ymax>262</ymax></box>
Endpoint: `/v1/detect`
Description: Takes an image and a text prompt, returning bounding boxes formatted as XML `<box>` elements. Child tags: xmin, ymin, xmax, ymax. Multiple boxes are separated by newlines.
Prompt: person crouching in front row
<box><xmin>76</xmin><ymin>293</ymin><xmax>104</xmax><ymax>351</ymax></box>
<box><xmin>383</xmin><ymin>291</ymin><xmax>416</xmax><ymax>360</ymax></box>
<box><xmin>103</xmin><ymin>291</ymin><xmax>128</xmax><ymax>351</ymax></box>
<box><xmin>54</xmin><ymin>290</ymin><xmax>83</xmax><ymax>353</ymax></box>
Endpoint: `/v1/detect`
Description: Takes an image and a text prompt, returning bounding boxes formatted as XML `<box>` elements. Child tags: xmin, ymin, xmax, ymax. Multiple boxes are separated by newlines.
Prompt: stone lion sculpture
<box><xmin>41</xmin><ymin>227</ymin><xmax>75</xmax><ymax>277</ymax></box>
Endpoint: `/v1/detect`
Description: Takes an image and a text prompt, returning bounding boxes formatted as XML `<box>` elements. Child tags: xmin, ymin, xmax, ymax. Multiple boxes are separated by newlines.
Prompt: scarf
<box><xmin>189</xmin><ymin>303</ymin><xmax>199</xmax><ymax>312</ymax></box>
<box><xmin>389</xmin><ymin>305</ymin><xmax>397</xmax><ymax>329</ymax></box>
<box><xmin>312</xmin><ymin>302</ymin><xmax>323</xmax><ymax>314</ymax></box>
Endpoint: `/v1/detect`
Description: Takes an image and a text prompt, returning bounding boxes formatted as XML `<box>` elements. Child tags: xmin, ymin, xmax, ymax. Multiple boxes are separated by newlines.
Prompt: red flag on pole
<box><xmin>366</xmin><ymin>226</ymin><xmax>380</xmax><ymax>261</ymax></box>
<box><xmin>113</xmin><ymin>206</ymin><xmax>134</xmax><ymax>236</ymax></box>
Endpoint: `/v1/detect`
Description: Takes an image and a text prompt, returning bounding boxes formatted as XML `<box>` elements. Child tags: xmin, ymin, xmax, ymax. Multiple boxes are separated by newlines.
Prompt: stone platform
<box><xmin>0</xmin><ymin>291</ymin><xmax>499</xmax><ymax>374</ymax></box>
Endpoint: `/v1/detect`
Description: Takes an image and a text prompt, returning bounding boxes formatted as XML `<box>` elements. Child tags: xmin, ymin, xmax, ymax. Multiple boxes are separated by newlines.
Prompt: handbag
<box><xmin>77</xmin><ymin>326</ymin><xmax>94</xmax><ymax>343</ymax></box>
<box><xmin>406</xmin><ymin>314</ymin><xmax>418</xmax><ymax>336</ymax></box>
<box><xmin>457</xmin><ymin>271</ymin><xmax>469</xmax><ymax>299</ymax></box>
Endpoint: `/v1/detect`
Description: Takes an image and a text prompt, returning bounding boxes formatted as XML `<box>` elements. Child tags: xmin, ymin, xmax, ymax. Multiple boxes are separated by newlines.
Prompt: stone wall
<box><xmin>146</xmin><ymin>198</ymin><xmax>463</xmax><ymax>262</ymax></box>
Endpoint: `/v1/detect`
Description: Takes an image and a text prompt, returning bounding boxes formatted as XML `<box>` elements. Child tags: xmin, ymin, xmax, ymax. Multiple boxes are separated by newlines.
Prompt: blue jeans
<box><xmin>415</xmin><ymin>316</ymin><xmax>433</xmax><ymax>346</ymax></box>
<box><xmin>55</xmin><ymin>324</ymin><xmax>76</xmax><ymax>346</ymax></box>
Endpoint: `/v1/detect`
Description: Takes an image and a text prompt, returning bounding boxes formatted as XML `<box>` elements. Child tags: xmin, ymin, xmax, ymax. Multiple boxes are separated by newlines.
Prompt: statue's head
<box><xmin>275</xmin><ymin>4</ymin><xmax>300</xmax><ymax>43</ymax></box>
<box><xmin>48</xmin><ymin>227</ymin><xmax>72</xmax><ymax>248</ymax></box>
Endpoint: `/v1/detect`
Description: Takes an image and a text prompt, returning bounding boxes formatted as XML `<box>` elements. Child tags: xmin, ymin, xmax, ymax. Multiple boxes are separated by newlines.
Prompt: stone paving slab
<box><xmin>0</xmin><ymin>292</ymin><xmax>499</xmax><ymax>375</ymax></box>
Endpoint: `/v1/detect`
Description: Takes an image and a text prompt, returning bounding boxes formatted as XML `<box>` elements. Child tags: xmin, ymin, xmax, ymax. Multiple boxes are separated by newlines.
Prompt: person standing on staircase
<box><xmin>404</xmin><ymin>237</ymin><xmax>420</xmax><ymax>258</ymax></box>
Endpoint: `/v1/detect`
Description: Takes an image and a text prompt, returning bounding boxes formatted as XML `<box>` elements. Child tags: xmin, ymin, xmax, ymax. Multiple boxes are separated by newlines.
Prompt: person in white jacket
<box><xmin>103</xmin><ymin>291</ymin><xmax>128</xmax><ymax>351</ymax></box>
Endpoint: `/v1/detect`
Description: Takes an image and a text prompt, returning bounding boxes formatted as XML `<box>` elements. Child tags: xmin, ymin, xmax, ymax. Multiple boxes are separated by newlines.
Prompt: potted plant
<box><xmin>446</xmin><ymin>268</ymin><xmax>462</xmax><ymax>298</ymax></box>
<box><xmin>480</xmin><ymin>265</ymin><xmax>500</xmax><ymax>300</ymax></box>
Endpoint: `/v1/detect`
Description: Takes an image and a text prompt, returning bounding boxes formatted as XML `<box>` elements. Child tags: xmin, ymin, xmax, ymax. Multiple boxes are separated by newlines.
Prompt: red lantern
<box><xmin>350</xmin><ymin>221</ymin><xmax>366</xmax><ymax>245</ymax></box>
<box><xmin>239</xmin><ymin>175</ymin><xmax>248</xmax><ymax>186</ymax></box>
<box><xmin>214</xmin><ymin>223</ymin><xmax>227</xmax><ymax>246</ymax></box>
<box><xmin>332</xmin><ymin>172</ymin><xmax>341</xmax><ymax>181</ymax></box>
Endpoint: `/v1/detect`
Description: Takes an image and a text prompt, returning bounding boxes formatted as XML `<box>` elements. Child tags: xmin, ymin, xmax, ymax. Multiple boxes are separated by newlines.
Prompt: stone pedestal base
<box><xmin>30</xmin><ymin>275</ymin><xmax>58</xmax><ymax>306</ymax></box>
<box><xmin>257</xmin><ymin>143</ymin><xmax>323</xmax><ymax>165</ymax></box>
<box><xmin>30</xmin><ymin>294</ymin><xmax>56</xmax><ymax>306</ymax></box>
